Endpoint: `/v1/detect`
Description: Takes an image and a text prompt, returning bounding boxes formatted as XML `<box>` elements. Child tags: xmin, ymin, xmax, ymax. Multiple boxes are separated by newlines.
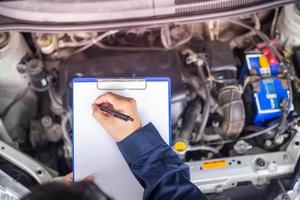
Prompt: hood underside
<box><xmin>0</xmin><ymin>0</ymin><xmax>296</xmax><ymax>32</ymax></box>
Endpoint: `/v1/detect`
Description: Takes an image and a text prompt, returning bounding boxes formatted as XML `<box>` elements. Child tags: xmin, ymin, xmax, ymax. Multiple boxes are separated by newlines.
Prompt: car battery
<box><xmin>251</xmin><ymin>77</ymin><xmax>291</xmax><ymax>125</ymax></box>
<box><xmin>245</xmin><ymin>53</ymin><xmax>280</xmax><ymax>77</ymax></box>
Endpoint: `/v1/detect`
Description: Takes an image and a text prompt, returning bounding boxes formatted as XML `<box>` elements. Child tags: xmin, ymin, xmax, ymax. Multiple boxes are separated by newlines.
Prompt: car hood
<box><xmin>0</xmin><ymin>0</ymin><xmax>296</xmax><ymax>32</ymax></box>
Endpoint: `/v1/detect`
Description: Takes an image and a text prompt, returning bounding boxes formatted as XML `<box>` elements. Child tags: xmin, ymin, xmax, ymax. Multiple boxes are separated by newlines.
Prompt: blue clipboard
<box><xmin>72</xmin><ymin>77</ymin><xmax>172</xmax><ymax>144</ymax></box>
<box><xmin>72</xmin><ymin>77</ymin><xmax>172</xmax><ymax>200</ymax></box>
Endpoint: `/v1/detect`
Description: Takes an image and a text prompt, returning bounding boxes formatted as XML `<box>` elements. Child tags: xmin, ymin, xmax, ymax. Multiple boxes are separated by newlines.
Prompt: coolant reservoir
<box><xmin>277</xmin><ymin>4</ymin><xmax>300</xmax><ymax>47</ymax></box>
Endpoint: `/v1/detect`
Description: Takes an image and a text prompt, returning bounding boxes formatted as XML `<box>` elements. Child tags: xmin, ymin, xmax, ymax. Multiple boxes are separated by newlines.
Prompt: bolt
<box><xmin>41</xmin><ymin>116</ymin><xmax>52</xmax><ymax>128</ymax></box>
<box><xmin>212</xmin><ymin>121</ymin><xmax>220</xmax><ymax>127</ymax></box>
<box><xmin>36</xmin><ymin>169</ymin><xmax>43</xmax><ymax>175</ymax></box>
<box><xmin>256</xmin><ymin>158</ymin><xmax>266</xmax><ymax>167</ymax></box>
<box><xmin>16</xmin><ymin>63</ymin><xmax>27</xmax><ymax>73</ymax></box>
<box><xmin>37</xmin><ymin>34</ymin><xmax>53</xmax><ymax>48</ymax></box>
<box><xmin>268</xmin><ymin>163</ymin><xmax>278</xmax><ymax>172</ymax></box>
<box><xmin>215</xmin><ymin>185</ymin><xmax>223</xmax><ymax>193</ymax></box>
<box><xmin>264</xmin><ymin>139</ymin><xmax>272</xmax><ymax>147</ymax></box>
<box><xmin>281</xmin><ymin>194</ymin><xmax>290</xmax><ymax>200</ymax></box>
<box><xmin>274</xmin><ymin>135</ymin><xmax>285</xmax><ymax>145</ymax></box>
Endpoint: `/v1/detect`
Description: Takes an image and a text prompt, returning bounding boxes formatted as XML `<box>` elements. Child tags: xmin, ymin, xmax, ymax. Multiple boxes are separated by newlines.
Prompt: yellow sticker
<box><xmin>202</xmin><ymin>160</ymin><xmax>227</xmax><ymax>170</ymax></box>
<box><xmin>259</xmin><ymin>55</ymin><xmax>270</xmax><ymax>69</ymax></box>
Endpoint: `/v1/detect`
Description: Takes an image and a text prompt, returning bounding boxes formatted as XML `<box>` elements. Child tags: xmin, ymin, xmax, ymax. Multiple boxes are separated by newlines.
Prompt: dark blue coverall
<box><xmin>117</xmin><ymin>123</ymin><xmax>207</xmax><ymax>200</ymax></box>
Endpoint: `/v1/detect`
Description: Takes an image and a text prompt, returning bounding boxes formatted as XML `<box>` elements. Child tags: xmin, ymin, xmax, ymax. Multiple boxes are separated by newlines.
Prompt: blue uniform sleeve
<box><xmin>117</xmin><ymin>123</ymin><xmax>207</xmax><ymax>200</ymax></box>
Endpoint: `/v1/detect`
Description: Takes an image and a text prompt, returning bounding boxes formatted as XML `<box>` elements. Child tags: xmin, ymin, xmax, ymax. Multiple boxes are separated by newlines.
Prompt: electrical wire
<box><xmin>287</xmin><ymin>75</ymin><xmax>294</xmax><ymax>113</ymax></box>
<box><xmin>188</xmin><ymin>145</ymin><xmax>220</xmax><ymax>155</ymax></box>
<box><xmin>71</xmin><ymin>30</ymin><xmax>119</xmax><ymax>56</ymax></box>
<box><xmin>61</xmin><ymin>112</ymin><xmax>72</xmax><ymax>159</ymax></box>
<box><xmin>270</xmin><ymin>8</ymin><xmax>280</xmax><ymax>38</ymax></box>
<box><xmin>229</xmin><ymin>14</ymin><xmax>261</xmax><ymax>49</ymax></box>
<box><xmin>59</xmin><ymin>39</ymin><xmax>90</xmax><ymax>48</ymax></box>
<box><xmin>239</xmin><ymin>123</ymin><xmax>278</xmax><ymax>140</ymax></box>
<box><xmin>227</xmin><ymin>18</ymin><xmax>283</xmax><ymax>63</ymax></box>
<box><xmin>207</xmin><ymin>116</ymin><xmax>300</xmax><ymax>145</ymax></box>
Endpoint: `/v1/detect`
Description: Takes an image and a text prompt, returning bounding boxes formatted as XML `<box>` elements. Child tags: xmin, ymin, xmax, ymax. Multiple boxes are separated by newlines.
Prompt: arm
<box><xmin>117</xmin><ymin>122</ymin><xmax>206</xmax><ymax>200</ymax></box>
<box><xmin>92</xmin><ymin>92</ymin><xmax>207</xmax><ymax>200</ymax></box>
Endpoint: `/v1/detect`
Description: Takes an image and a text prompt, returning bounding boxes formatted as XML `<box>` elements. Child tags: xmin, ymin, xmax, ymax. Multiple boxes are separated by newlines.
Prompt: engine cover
<box><xmin>59</xmin><ymin>51</ymin><xmax>187</xmax><ymax>123</ymax></box>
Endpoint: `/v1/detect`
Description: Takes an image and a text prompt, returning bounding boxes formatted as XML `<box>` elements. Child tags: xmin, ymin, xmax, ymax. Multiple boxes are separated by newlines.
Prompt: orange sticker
<box><xmin>203</xmin><ymin>160</ymin><xmax>227</xmax><ymax>170</ymax></box>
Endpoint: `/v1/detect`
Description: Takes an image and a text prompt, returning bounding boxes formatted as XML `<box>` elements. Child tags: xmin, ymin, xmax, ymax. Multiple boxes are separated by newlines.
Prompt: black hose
<box><xmin>194</xmin><ymin>63</ymin><xmax>211</xmax><ymax>142</ymax></box>
<box><xmin>177</xmin><ymin>99</ymin><xmax>202</xmax><ymax>142</ymax></box>
<box><xmin>195</xmin><ymin>86</ymin><xmax>210</xmax><ymax>142</ymax></box>
<box><xmin>213</xmin><ymin>86</ymin><xmax>245</xmax><ymax>139</ymax></box>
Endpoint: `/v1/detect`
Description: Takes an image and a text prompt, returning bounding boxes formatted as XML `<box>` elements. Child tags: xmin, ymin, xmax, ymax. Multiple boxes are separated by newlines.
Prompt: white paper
<box><xmin>73</xmin><ymin>79</ymin><xmax>170</xmax><ymax>200</ymax></box>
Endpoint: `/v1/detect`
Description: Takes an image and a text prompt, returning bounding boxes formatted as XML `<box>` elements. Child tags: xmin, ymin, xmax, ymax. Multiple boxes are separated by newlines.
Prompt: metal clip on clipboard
<box><xmin>96</xmin><ymin>78</ymin><xmax>147</xmax><ymax>90</ymax></box>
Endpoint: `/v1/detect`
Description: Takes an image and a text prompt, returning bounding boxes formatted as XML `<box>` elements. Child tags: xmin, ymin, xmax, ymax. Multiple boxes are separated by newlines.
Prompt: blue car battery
<box><xmin>245</xmin><ymin>54</ymin><xmax>280</xmax><ymax>77</ymax></box>
<box><xmin>251</xmin><ymin>77</ymin><xmax>292</xmax><ymax>125</ymax></box>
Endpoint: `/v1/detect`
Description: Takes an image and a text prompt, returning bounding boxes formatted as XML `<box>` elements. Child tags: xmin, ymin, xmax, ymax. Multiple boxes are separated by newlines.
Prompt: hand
<box><xmin>64</xmin><ymin>172</ymin><xmax>94</xmax><ymax>184</ymax></box>
<box><xmin>92</xmin><ymin>92</ymin><xmax>142</xmax><ymax>142</ymax></box>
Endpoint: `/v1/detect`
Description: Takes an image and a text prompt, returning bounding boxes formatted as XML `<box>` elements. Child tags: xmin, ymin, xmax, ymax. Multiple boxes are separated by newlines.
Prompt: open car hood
<box><xmin>0</xmin><ymin>0</ymin><xmax>296</xmax><ymax>32</ymax></box>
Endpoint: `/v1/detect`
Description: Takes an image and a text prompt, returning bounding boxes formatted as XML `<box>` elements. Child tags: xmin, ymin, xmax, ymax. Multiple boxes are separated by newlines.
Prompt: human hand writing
<box><xmin>92</xmin><ymin>92</ymin><xmax>142</xmax><ymax>142</ymax></box>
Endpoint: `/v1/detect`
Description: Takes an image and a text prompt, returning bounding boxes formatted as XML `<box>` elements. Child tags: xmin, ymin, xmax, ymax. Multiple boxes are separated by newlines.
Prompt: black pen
<box><xmin>97</xmin><ymin>105</ymin><xmax>134</xmax><ymax>122</ymax></box>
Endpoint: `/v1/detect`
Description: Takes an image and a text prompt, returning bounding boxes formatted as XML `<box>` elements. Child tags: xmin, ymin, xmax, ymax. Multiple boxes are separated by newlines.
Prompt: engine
<box><xmin>33</xmin><ymin>26</ymin><xmax>298</xmax><ymax>162</ymax></box>
<box><xmin>1</xmin><ymin>3</ymin><xmax>300</xmax><ymax>198</ymax></box>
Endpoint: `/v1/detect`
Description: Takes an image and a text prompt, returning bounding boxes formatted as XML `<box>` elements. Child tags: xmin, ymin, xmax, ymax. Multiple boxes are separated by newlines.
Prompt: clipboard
<box><xmin>73</xmin><ymin>77</ymin><xmax>171</xmax><ymax>200</ymax></box>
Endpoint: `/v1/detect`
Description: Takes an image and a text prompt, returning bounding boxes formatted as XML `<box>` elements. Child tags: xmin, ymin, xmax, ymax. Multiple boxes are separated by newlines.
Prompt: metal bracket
<box><xmin>96</xmin><ymin>78</ymin><xmax>146</xmax><ymax>90</ymax></box>
<box><xmin>0</xmin><ymin>169</ymin><xmax>30</xmax><ymax>199</ymax></box>
<box><xmin>0</xmin><ymin>140</ymin><xmax>53</xmax><ymax>184</ymax></box>
<box><xmin>0</xmin><ymin>119</ymin><xmax>17</xmax><ymax>148</ymax></box>
<box><xmin>275</xmin><ymin>178</ymin><xmax>300</xmax><ymax>200</ymax></box>
<box><xmin>190</xmin><ymin>132</ymin><xmax>300</xmax><ymax>194</ymax></box>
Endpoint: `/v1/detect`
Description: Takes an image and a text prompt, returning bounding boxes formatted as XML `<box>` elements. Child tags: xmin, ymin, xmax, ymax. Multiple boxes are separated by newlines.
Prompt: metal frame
<box><xmin>0</xmin><ymin>169</ymin><xmax>29</xmax><ymax>199</ymax></box>
<box><xmin>275</xmin><ymin>178</ymin><xmax>300</xmax><ymax>200</ymax></box>
<box><xmin>0</xmin><ymin>140</ymin><xmax>53</xmax><ymax>184</ymax></box>
<box><xmin>190</xmin><ymin>130</ymin><xmax>300</xmax><ymax>194</ymax></box>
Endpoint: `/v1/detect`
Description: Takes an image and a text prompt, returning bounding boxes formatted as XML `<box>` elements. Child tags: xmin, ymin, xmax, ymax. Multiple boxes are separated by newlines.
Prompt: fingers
<box><xmin>94</xmin><ymin>92</ymin><xmax>131</xmax><ymax>108</ymax></box>
<box><xmin>64</xmin><ymin>172</ymin><xmax>94</xmax><ymax>184</ymax></box>
<box><xmin>64</xmin><ymin>172</ymin><xmax>73</xmax><ymax>184</ymax></box>
<box><xmin>92</xmin><ymin>92</ymin><xmax>141</xmax><ymax>141</ymax></box>
<box><xmin>92</xmin><ymin>104</ymin><xmax>110</xmax><ymax>121</ymax></box>
<box><xmin>94</xmin><ymin>92</ymin><xmax>120</xmax><ymax>105</ymax></box>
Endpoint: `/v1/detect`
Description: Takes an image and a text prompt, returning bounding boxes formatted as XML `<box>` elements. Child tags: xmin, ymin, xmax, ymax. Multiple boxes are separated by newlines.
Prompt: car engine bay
<box><xmin>1</xmin><ymin>2</ymin><xmax>300</xmax><ymax>199</ymax></box>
